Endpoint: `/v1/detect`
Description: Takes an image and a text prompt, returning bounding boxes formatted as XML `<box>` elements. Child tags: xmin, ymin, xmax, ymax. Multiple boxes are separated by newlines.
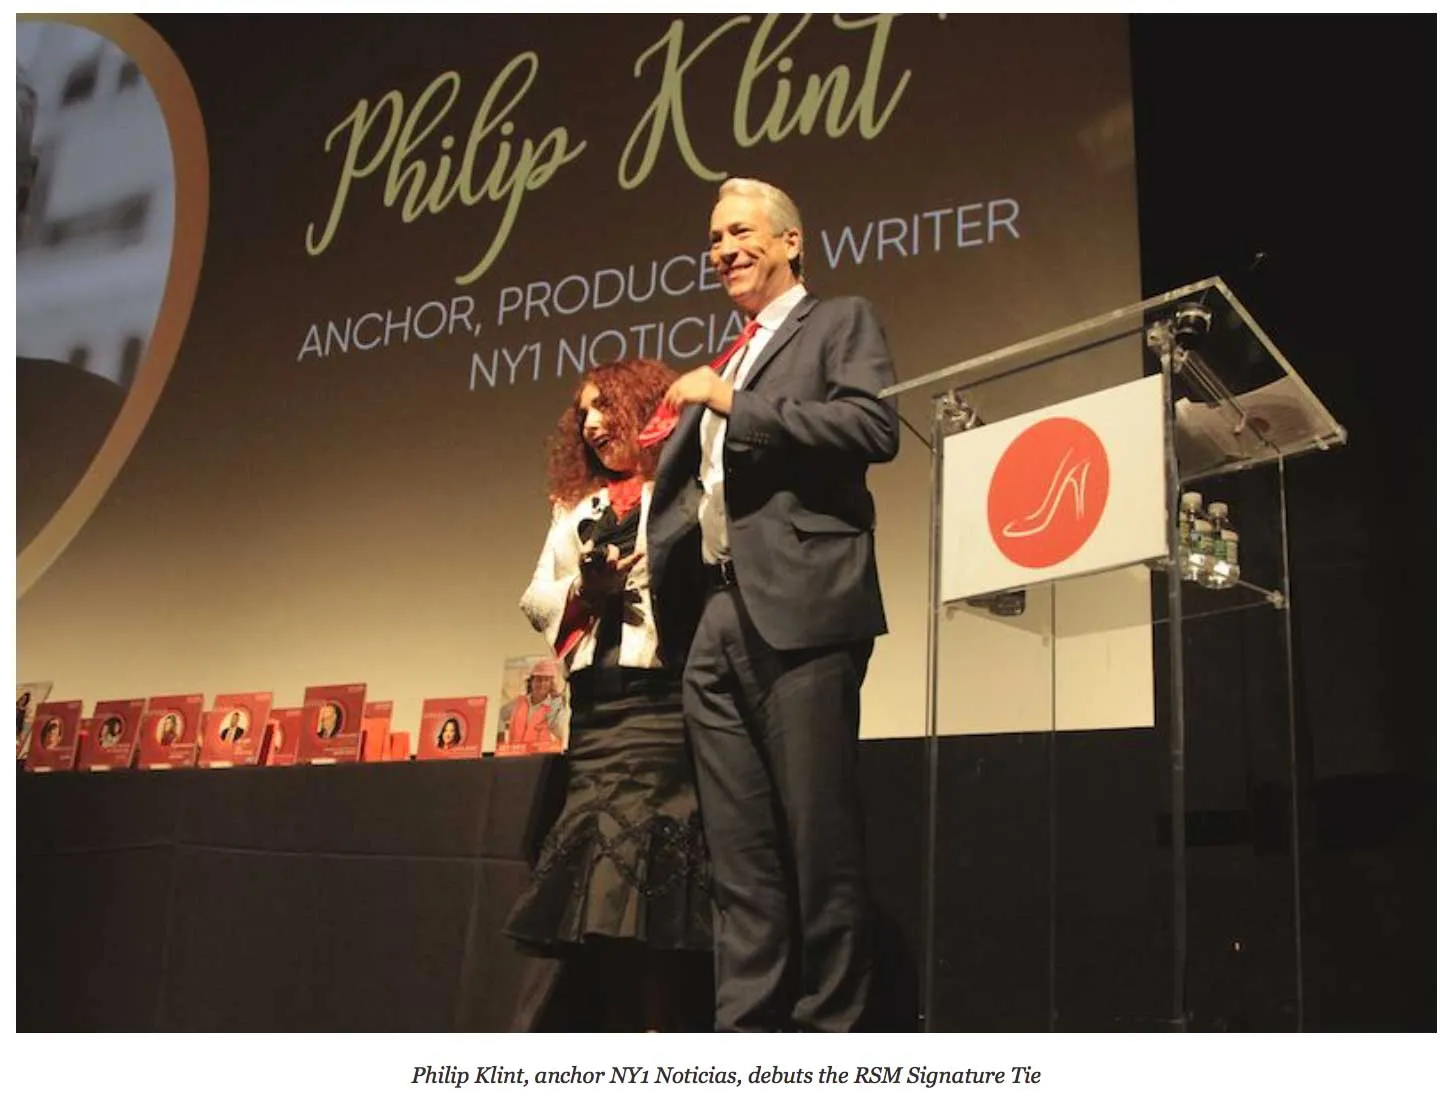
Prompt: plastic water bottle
<box><xmin>1220</xmin><ymin>529</ymin><xmax>1241</xmax><ymax>585</ymax></box>
<box><xmin>1188</xmin><ymin>518</ymin><xmax>1214</xmax><ymax>585</ymax></box>
<box><xmin>1202</xmin><ymin>501</ymin><xmax>1238</xmax><ymax>589</ymax></box>
<box><xmin>1178</xmin><ymin>491</ymin><xmax>1203</xmax><ymax>579</ymax></box>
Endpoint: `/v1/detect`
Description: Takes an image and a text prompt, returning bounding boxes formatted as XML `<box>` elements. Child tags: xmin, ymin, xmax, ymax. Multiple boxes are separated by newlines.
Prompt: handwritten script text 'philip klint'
<box><xmin>304</xmin><ymin>15</ymin><xmax>932</xmax><ymax>286</ymax></box>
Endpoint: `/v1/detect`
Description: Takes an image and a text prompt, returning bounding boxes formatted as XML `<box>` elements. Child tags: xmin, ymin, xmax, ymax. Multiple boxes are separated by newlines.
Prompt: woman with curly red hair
<box><xmin>505</xmin><ymin>358</ymin><xmax>712</xmax><ymax>1032</ymax></box>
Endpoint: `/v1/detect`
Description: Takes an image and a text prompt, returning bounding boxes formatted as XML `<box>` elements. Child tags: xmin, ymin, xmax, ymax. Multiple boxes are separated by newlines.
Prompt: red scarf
<box><xmin>605</xmin><ymin>474</ymin><xmax>644</xmax><ymax>519</ymax></box>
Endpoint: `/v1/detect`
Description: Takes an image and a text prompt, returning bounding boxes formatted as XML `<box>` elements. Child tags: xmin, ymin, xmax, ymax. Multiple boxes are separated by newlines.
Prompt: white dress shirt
<box><xmin>699</xmin><ymin>282</ymin><xmax>808</xmax><ymax>564</ymax></box>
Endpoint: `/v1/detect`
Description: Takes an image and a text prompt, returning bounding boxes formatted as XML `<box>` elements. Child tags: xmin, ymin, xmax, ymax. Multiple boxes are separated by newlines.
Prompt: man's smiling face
<box><xmin>709</xmin><ymin>193</ymin><xmax>800</xmax><ymax>317</ymax></box>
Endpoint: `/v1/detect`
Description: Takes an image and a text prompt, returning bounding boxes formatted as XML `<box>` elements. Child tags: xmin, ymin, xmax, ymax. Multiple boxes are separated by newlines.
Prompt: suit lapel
<box><xmin>651</xmin><ymin>292</ymin><xmax>816</xmax><ymax>517</ymax></box>
<box><xmin>652</xmin><ymin>402</ymin><xmax>706</xmax><ymax>515</ymax></box>
<box><xmin>739</xmin><ymin>294</ymin><xmax>817</xmax><ymax>391</ymax></box>
<box><xmin>665</xmin><ymin>403</ymin><xmax>705</xmax><ymax>467</ymax></box>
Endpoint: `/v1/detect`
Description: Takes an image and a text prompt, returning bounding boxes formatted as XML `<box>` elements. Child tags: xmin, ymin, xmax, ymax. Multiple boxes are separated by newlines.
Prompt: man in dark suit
<box><xmin>646</xmin><ymin>178</ymin><xmax>899</xmax><ymax>1032</ymax></box>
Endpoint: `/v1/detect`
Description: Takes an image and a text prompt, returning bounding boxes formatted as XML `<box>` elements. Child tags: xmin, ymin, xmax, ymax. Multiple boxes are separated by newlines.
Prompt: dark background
<box><xmin>891</xmin><ymin>15</ymin><xmax>1435</xmax><ymax>1032</ymax></box>
<box><xmin>1132</xmin><ymin>15</ymin><xmax>1434</xmax><ymax>1031</ymax></box>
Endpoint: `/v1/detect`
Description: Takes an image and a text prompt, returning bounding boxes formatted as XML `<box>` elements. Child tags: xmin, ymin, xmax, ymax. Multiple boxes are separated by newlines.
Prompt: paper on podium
<box><xmin>1174</xmin><ymin>376</ymin><xmax>1322</xmax><ymax>479</ymax></box>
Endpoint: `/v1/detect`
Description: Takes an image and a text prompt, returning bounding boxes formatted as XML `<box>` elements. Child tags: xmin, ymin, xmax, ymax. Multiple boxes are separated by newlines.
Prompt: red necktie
<box><xmin>637</xmin><ymin>320</ymin><xmax>760</xmax><ymax>447</ymax></box>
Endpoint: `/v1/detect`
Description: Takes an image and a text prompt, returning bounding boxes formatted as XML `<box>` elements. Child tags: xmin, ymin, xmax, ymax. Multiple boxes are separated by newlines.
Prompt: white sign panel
<box><xmin>941</xmin><ymin>374</ymin><xmax>1168</xmax><ymax>604</ymax></box>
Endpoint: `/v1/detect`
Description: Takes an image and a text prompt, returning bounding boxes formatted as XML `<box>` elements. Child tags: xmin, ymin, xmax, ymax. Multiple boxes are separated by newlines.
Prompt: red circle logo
<box><xmin>987</xmin><ymin>417</ymin><xmax>1110</xmax><ymax>568</ymax></box>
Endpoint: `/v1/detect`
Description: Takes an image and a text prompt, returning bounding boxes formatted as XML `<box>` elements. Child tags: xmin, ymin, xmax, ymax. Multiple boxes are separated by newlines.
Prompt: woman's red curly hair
<box><xmin>545</xmin><ymin>358</ymin><xmax>679</xmax><ymax>507</ymax></box>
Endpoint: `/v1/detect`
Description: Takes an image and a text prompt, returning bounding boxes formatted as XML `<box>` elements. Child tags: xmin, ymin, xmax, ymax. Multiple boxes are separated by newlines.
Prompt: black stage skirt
<box><xmin>503</xmin><ymin>669</ymin><xmax>713</xmax><ymax>952</ymax></box>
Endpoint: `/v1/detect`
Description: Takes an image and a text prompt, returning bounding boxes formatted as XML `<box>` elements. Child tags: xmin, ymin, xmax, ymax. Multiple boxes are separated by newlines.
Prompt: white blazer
<box><xmin>519</xmin><ymin>484</ymin><xmax>661</xmax><ymax>675</ymax></box>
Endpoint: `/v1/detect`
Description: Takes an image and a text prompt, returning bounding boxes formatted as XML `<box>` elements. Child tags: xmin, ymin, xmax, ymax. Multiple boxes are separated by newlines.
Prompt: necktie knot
<box><xmin>710</xmin><ymin>319</ymin><xmax>761</xmax><ymax>374</ymax></box>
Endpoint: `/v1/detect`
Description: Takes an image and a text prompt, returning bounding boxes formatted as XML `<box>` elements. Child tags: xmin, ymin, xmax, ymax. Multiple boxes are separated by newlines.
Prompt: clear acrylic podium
<box><xmin>883</xmin><ymin>277</ymin><xmax>1346</xmax><ymax>1031</ymax></box>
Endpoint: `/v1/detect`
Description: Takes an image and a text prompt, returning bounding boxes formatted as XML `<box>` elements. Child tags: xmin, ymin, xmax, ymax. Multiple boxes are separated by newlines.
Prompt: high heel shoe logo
<box><xmin>987</xmin><ymin>416</ymin><xmax>1110</xmax><ymax>568</ymax></box>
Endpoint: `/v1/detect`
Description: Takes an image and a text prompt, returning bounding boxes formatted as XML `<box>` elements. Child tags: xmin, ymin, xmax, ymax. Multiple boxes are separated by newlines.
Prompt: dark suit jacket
<box><xmin>648</xmin><ymin>293</ymin><xmax>899</xmax><ymax>663</ymax></box>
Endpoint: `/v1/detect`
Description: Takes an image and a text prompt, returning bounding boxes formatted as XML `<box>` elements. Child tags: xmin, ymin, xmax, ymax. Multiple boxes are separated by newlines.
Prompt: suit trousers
<box><xmin>682</xmin><ymin>583</ymin><xmax>874</xmax><ymax>1032</ymax></box>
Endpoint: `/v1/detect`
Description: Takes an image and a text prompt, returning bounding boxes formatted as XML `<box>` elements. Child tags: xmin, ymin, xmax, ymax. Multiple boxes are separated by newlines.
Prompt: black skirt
<box><xmin>503</xmin><ymin>671</ymin><xmax>713</xmax><ymax>952</ymax></box>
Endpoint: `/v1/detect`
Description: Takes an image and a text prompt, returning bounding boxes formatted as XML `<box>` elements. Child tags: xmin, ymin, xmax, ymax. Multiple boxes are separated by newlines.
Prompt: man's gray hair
<box><xmin>718</xmin><ymin>177</ymin><xmax>805</xmax><ymax>278</ymax></box>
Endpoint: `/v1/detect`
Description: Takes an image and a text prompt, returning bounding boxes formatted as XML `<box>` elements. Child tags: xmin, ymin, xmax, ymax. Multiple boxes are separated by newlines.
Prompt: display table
<box><xmin>17</xmin><ymin>756</ymin><xmax>559</xmax><ymax>1031</ymax></box>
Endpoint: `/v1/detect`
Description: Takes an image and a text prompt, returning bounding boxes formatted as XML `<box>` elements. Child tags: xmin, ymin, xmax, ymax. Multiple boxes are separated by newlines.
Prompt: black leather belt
<box><xmin>569</xmin><ymin>666</ymin><xmax>677</xmax><ymax>705</ymax></box>
<box><xmin>705</xmin><ymin>559</ymin><xmax>737</xmax><ymax>589</ymax></box>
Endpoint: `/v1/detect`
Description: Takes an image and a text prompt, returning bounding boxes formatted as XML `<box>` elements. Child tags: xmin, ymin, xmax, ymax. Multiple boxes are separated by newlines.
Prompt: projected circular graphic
<box><xmin>16</xmin><ymin>14</ymin><xmax>207</xmax><ymax>594</ymax></box>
